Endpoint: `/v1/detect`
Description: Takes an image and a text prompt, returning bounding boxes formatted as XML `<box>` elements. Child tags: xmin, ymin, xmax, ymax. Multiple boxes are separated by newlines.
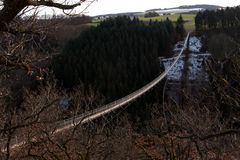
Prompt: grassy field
<box><xmin>87</xmin><ymin>22</ymin><xmax>99</xmax><ymax>27</ymax></box>
<box><xmin>139</xmin><ymin>14</ymin><xmax>196</xmax><ymax>31</ymax></box>
<box><xmin>90</xmin><ymin>13</ymin><xmax>196</xmax><ymax>31</ymax></box>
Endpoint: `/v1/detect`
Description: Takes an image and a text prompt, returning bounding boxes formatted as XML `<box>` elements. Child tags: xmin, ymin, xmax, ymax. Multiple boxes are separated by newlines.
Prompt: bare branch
<box><xmin>28</xmin><ymin>0</ymin><xmax>83</xmax><ymax>10</ymax></box>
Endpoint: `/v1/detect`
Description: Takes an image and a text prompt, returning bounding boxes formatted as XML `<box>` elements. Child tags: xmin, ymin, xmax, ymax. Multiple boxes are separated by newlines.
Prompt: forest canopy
<box><xmin>53</xmin><ymin>16</ymin><xmax>178</xmax><ymax>101</ymax></box>
<box><xmin>195</xmin><ymin>6</ymin><xmax>240</xmax><ymax>31</ymax></box>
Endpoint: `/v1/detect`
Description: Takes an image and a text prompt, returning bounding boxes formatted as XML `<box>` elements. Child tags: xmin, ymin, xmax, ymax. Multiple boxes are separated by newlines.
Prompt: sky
<box><xmin>40</xmin><ymin>0</ymin><xmax>240</xmax><ymax>16</ymax></box>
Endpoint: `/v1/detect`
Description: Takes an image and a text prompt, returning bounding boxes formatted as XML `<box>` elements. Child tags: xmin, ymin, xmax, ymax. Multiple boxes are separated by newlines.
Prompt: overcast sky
<box><xmin>86</xmin><ymin>0</ymin><xmax>239</xmax><ymax>15</ymax></box>
<box><xmin>41</xmin><ymin>0</ymin><xmax>240</xmax><ymax>16</ymax></box>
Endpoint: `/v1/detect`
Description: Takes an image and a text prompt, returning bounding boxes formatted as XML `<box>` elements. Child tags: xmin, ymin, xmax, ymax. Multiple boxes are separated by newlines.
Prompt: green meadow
<box><xmin>90</xmin><ymin>13</ymin><xmax>196</xmax><ymax>31</ymax></box>
<box><xmin>139</xmin><ymin>13</ymin><xmax>196</xmax><ymax>31</ymax></box>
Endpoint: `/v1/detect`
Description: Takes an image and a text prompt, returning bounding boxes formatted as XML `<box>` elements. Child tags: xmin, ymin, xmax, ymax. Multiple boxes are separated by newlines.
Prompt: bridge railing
<box><xmin>55</xmin><ymin>32</ymin><xmax>190</xmax><ymax>131</ymax></box>
<box><xmin>1</xmin><ymin>33</ymin><xmax>190</xmax><ymax>151</ymax></box>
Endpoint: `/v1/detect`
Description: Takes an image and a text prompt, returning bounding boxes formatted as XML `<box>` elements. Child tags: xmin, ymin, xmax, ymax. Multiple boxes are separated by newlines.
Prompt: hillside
<box><xmin>94</xmin><ymin>4</ymin><xmax>223</xmax><ymax>19</ymax></box>
<box><xmin>93</xmin><ymin>12</ymin><xmax>144</xmax><ymax>19</ymax></box>
<box><xmin>146</xmin><ymin>4</ymin><xmax>223</xmax><ymax>12</ymax></box>
<box><xmin>178</xmin><ymin>4</ymin><xmax>223</xmax><ymax>10</ymax></box>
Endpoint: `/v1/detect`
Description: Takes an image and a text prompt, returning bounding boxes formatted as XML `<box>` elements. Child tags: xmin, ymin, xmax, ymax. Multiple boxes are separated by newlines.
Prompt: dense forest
<box><xmin>2</xmin><ymin>1</ymin><xmax>240</xmax><ymax>159</ymax></box>
<box><xmin>195</xmin><ymin>6</ymin><xmax>240</xmax><ymax>31</ymax></box>
<box><xmin>144</xmin><ymin>12</ymin><xmax>159</xmax><ymax>18</ymax></box>
<box><xmin>196</xmin><ymin>6</ymin><xmax>240</xmax><ymax>126</ymax></box>
<box><xmin>53</xmin><ymin>16</ymin><xmax>181</xmax><ymax>102</ymax></box>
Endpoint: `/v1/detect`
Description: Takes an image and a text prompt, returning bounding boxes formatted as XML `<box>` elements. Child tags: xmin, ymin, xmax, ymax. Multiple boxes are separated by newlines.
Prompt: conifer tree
<box><xmin>176</xmin><ymin>15</ymin><xmax>186</xmax><ymax>38</ymax></box>
<box><xmin>53</xmin><ymin>16</ymin><xmax>176</xmax><ymax>101</ymax></box>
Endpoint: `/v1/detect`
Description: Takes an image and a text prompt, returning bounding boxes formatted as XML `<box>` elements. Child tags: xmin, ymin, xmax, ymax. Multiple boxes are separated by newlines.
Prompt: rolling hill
<box><xmin>146</xmin><ymin>4</ymin><xmax>223</xmax><ymax>13</ymax></box>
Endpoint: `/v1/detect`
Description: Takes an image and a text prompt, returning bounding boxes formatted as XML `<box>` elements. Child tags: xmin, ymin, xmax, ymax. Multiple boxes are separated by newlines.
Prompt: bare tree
<box><xmin>0</xmin><ymin>0</ymin><xmax>89</xmax><ymax>74</ymax></box>
<box><xmin>0</xmin><ymin>81</ymin><xmax>105</xmax><ymax>159</ymax></box>
<box><xmin>0</xmin><ymin>0</ymin><xmax>86</xmax><ymax>31</ymax></box>
<box><xmin>0</xmin><ymin>1</ymin><xmax>99</xmax><ymax>158</ymax></box>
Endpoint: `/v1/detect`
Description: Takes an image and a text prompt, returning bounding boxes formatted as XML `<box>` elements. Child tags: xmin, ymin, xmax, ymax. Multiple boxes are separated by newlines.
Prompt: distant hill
<box><xmin>178</xmin><ymin>4</ymin><xmax>223</xmax><ymax>10</ymax></box>
<box><xmin>93</xmin><ymin>4</ymin><xmax>223</xmax><ymax>19</ymax></box>
<box><xmin>93</xmin><ymin>12</ymin><xmax>144</xmax><ymax>19</ymax></box>
<box><xmin>146</xmin><ymin>4</ymin><xmax>223</xmax><ymax>12</ymax></box>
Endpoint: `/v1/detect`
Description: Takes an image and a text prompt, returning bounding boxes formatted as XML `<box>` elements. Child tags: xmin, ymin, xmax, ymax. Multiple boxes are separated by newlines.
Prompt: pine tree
<box><xmin>176</xmin><ymin>15</ymin><xmax>186</xmax><ymax>38</ymax></box>
<box><xmin>53</xmin><ymin>16</ymin><xmax>176</xmax><ymax>101</ymax></box>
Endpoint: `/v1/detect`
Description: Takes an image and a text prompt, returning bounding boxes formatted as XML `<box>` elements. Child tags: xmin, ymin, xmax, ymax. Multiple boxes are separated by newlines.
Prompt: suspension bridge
<box><xmin>0</xmin><ymin>32</ymin><xmax>190</xmax><ymax>152</ymax></box>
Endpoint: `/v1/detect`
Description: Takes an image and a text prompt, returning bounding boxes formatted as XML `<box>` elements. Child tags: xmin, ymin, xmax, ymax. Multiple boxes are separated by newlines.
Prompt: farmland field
<box><xmin>91</xmin><ymin>13</ymin><xmax>196</xmax><ymax>31</ymax></box>
<box><xmin>139</xmin><ymin>13</ymin><xmax>196</xmax><ymax>31</ymax></box>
